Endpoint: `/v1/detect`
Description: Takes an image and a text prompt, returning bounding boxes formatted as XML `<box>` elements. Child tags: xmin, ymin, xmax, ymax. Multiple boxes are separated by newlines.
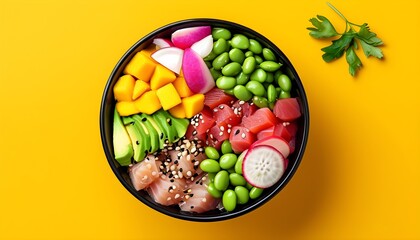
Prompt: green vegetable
<box><xmin>236</xmin><ymin>72</ymin><xmax>250</xmax><ymax>85</ymax></box>
<box><xmin>249</xmin><ymin>187</ymin><xmax>264</xmax><ymax>199</ymax></box>
<box><xmin>250</xmin><ymin>69</ymin><xmax>267</xmax><ymax>83</ymax></box>
<box><xmin>262</xmin><ymin>48</ymin><xmax>276</xmax><ymax>61</ymax></box>
<box><xmin>267</xmin><ymin>84</ymin><xmax>277</xmax><ymax>103</ymax></box>
<box><xmin>222</xmin><ymin>189</ymin><xmax>237</xmax><ymax>211</ymax></box>
<box><xmin>207</xmin><ymin>182</ymin><xmax>223</xmax><ymax>198</ymax></box>
<box><xmin>212</xmin><ymin>28</ymin><xmax>232</xmax><ymax>40</ymax></box>
<box><xmin>229</xmin><ymin>48</ymin><xmax>246</xmax><ymax>63</ymax></box>
<box><xmin>307</xmin><ymin>2</ymin><xmax>384</xmax><ymax>76</ymax></box>
<box><xmin>277</xmin><ymin>74</ymin><xmax>292</xmax><ymax>92</ymax></box>
<box><xmin>229</xmin><ymin>173</ymin><xmax>246</xmax><ymax>186</ymax></box>
<box><xmin>252</xmin><ymin>96</ymin><xmax>268</xmax><ymax>108</ymax></box>
<box><xmin>246</xmin><ymin>81</ymin><xmax>266</xmax><ymax>97</ymax></box>
<box><xmin>231</xmin><ymin>34</ymin><xmax>249</xmax><ymax>49</ymax></box>
<box><xmin>205</xmin><ymin>147</ymin><xmax>220</xmax><ymax>160</ymax></box>
<box><xmin>219</xmin><ymin>153</ymin><xmax>238</xmax><ymax>170</ymax></box>
<box><xmin>221</xmin><ymin>62</ymin><xmax>242</xmax><ymax>76</ymax></box>
<box><xmin>233</xmin><ymin>85</ymin><xmax>253</xmax><ymax>101</ymax></box>
<box><xmin>221</xmin><ymin>140</ymin><xmax>233</xmax><ymax>154</ymax></box>
<box><xmin>214</xmin><ymin>170</ymin><xmax>230</xmax><ymax>191</ymax></box>
<box><xmin>213</xmin><ymin>38</ymin><xmax>228</xmax><ymax>55</ymax></box>
<box><xmin>242</xmin><ymin>56</ymin><xmax>256</xmax><ymax>74</ymax></box>
<box><xmin>212</xmin><ymin>52</ymin><xmax>230</xmax><ymax>70</ymax></box>
<box><xmin>249</xmin><ymin>39</ymin><xmax>262</xmax><ymax>54</ymax></box>
<box><xmin>235</xmin><ymin>186</ymin><xmax>250</xmax><ymax>204</ymax></box>
<box><xmin>216</xmin><ymin>76</ymin><xmax>236</xmax><ymax>90</ymax></box>
<box><xmin>200</xmin><ymin>159</ymin><xmax>221</xmax><ymax>173</ymax></box>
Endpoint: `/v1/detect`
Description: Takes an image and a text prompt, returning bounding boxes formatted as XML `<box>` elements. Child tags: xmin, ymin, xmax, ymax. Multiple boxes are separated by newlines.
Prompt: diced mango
<box><xmin>182</xmin><ymin>94</ymin><xmax>205</xmax><ymax>118</ymax></box>
<box><xmin>113</xmin><ymin>75</ymin><xmax>136</xmax><ymax>102</ymax></box>
<box><xmin>168</xmin><ymin>104</ymin><xmax>186</xmax><ymax>119</ymax></box>
<box><xmin>132</xmin><ymin>80</ymin><xmax>150</xmax><ymax>100</ymax></box>
<box><xmin>133</xmin><ymin>90</ymin><xmax>161</xmax><ymax>115</ymax></box>
<box><xmin>150</xmin><ymin>64</ymin><xmax>177</xmax><ymax>90</ymax></box>
<box><xmin>123</xmin><ymin>52</ymin><xmax>156</xmax><ymax>82</ymax></box>
<box><xmin>116</xmin><ymin>101</ymin><xmax>139</xmax><ymax>116</ymax></box>
<box><xmin>156</xmin><ymin>83</ymin><xmax>181</xmax><ymax>110</ymax></box>
<box><xmin>139</xmin><ymin>45</ymin><xmax>157</xmax><ymax>58</ymax></box>
<box><xmin>172</xmin><ymin>76</ymin><xmax>194</xmax><ymax>98</ymax></box>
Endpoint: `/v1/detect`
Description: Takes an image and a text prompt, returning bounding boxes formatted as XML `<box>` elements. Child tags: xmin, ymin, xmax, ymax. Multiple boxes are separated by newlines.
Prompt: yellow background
<box><xmin>1</xmin><ymin>0</ymin><xmax>419</xmax><ymax>239</ymax></box>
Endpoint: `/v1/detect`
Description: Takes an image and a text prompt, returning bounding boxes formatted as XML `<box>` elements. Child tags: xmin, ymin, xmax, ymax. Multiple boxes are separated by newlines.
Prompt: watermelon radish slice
<box><xmin>171</xmin><ymin>26</ymin><xmax>211</xmax><ymax>49</ymax></box>
<box><xmin>251</xmin><ymin>136</ymin><xmax>290</xmax><ymax>158</ymax></box>
<box><xmin>182</xmin><ymin>48</ymin><xmax>215</xmax><ymax>94</ymax></box>
<box><xmin>190</xmin><ymin>35</ymin><xmax>213</xmax><ymax>58</ymax></box>
<box><xmin>242</xmin><ymin>145</ymin><xmax>286</xmax><ymax>189</ymax></box>
<box><xmin>151</xmin><ymin>47</ymin><xmax>184</xmax><ymax>74</ymax></box>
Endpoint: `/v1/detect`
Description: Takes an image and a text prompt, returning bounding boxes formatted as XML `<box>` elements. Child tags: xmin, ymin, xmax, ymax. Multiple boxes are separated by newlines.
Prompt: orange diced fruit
<box><xmin>140</xmin><ymin>45</ymin><xmax>157</xmax><ymax>58</ymax></box>
<box><xmin>172</xmin><ymin>76</ymin><xmax>194</xmax><ymax>98</ymax></box>
<box><xmin>168</xmin><ymin>104</ymin><xmax>186</xmax><ymax>119</ymax></box>
<box><xmin>113</xmin><ymin>75</ymin><xmax>136</xmax><ymax>102</ymax></box>
<box><xmin>134</xmin><ymin>90</ymin><xmax>161</xmax><ymax>115</ymax></box>
<box><xmin>116</xmin><ymin>101</ymin><xmax>139</xmax><ymax>116</ymax></box>
<box><xmin>156</xmin><ymin>83</ymin><xmax>181</xmax><ymax>110</ymax></box>
<box><xmin>123</xmin><ymin>52</ymin><xmax>156</xmax><ymax>82</ymax></box>
<box><xmin>132</xmin><ymin>80</ymin><xmax>150</xmax><ymax>100</ymax></box>
<box><xmin>150</xmin><ymin>64</ymin><xmax>177</xmax><ymax>90</ymax></box>
<box><xmin>182</xmin><ymin>94</ymin><xmax>205</xmax><ymax>118</ymax></box>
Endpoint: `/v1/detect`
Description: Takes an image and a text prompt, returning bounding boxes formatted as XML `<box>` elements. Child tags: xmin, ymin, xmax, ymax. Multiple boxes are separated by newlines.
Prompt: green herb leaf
<box><xmin>359</xmin><ymin>39</ymin><xmax>384</xmax><ymax>59</ymax></box>
<box><xmin>346</xmin><ymin>45</ymin><xmax>362</xmax><ymax>76</ymax></box>
<box><xmin>357</xmin><ymin>24</ymin><xmax>383</xmax><ymax>46</ymax></box>
<box><xmin>307</xmin><ymin>15</ymin><xmax>339</xmax><ymax>38</ymax></box>
<box><xmin>321</xmin><ymin>32</ymin><xmax>355</xmax><ymax>62</ymax></box>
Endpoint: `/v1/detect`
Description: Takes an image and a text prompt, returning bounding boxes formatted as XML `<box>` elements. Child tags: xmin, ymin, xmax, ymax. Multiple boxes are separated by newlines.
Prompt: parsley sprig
<box><xmin>307</xmin><ymin>2</ymin><xmax>384</xmax><ymax>76</ymax></box>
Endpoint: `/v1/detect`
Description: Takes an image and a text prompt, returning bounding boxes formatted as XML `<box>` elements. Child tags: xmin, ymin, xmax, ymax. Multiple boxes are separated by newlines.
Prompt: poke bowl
<box><xmin>100</xmin><ymin>18</ymin><xmax>309</xmax><ymax>222</ymax></box>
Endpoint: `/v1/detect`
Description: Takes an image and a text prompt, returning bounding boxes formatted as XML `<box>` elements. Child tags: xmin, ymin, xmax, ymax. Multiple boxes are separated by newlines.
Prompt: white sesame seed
<box><xmin>175</xmin><ymin>194</ymin><xmax>180</xmax><ymax>199</ymax></box>
<box><xmin>220</xmin><ymin>126</ymin><xmax>224</xmax><ymax>131</ymax></box>
<box><xmin>170</xmin><ymin>165</ymin><xmax>176</xmax><ymax>171</ymax></box>
<box><xmin>167</xmin><ymin>197</ymin><xmax>172</xmax><ymax>201</ymax></box>
<box><xmin>241</xmin><ymin>133</ymin><xmax>246</xmax><ymax>138</ymax></box>
<box><xmin>151</xmin><ymin>171</ymin><xmax>157</xmax><ymax>176</ymax></box>
<box><xmin>186</xmin><ymin>155</ymin><xmax>191</xmax><ymax>161</ymax></box>
<box><xmin>239</xmin><ymin>100</ymin><xmax>245</xmax><ymax>105</ymax></box>
<box><xmin>186</xmin><ymin>171</ymin><xmax>192</xmax><ymax>177</ymax></box>
<box><xmin>219</xmin><ymin>132</ymin><xmax>223</xmax><ymax>136</ymax></box>
<box><xmin>227</xmin><ymin>129</ymin><xmax>231</xmax><ymax>133</ymax></box>
<box><xmin>202</xmin><ymin>198</ymin><xmax>207</xmax><ymax>202</ymax></box>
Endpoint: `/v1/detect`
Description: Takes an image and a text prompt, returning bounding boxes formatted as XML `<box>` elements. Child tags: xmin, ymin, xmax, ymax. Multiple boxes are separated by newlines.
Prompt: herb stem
<box><xmin>327</xmin><ymin>2</ymin><xmax>348</xmax><ymax>23</ymax></box>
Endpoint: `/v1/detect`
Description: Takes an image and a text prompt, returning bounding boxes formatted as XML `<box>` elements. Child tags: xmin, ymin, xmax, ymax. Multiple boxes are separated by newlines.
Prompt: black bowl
<box><xmin>100</xmin><ymin>18</ymin><xmax>309</xmax><ymax>222</ymax></box>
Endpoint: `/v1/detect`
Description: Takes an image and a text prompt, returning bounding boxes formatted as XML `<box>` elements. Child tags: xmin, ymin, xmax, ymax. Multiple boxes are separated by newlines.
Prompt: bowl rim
<box><xmin>100</xmin><ymin>18</ymin><xmax>310</xmax><ymax>222</ymax></box>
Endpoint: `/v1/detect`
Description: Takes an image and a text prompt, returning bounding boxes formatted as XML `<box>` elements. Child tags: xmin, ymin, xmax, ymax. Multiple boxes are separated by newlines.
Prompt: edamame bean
<box><xmin>227</xmin><ymin>168</ymin><xmax>236</xmax><ymax>174</ymax></box>
<box><xmin>267</xmin><ymin>84</ymin><xmax>277</xmax><ymax>103</ymax></box>
<box><xmin>242</xmin><ymin>56</ymin><xmax>256</xmax><ymax>74</ymax></box>
<box><xmin>255</xmin><ymin>55</ymin><xmax>263</xmax><ymax>65</ymax></box>
<box><xmin>204</xmin><ymin>50</ymin><xmax>217</xmax><ymax>61</ymax></box>
<box><xmin>221</xmin><ymin>62</ymin><xmax>242</xmax><ymax>76</ymax></box>
<box><xmin>277</xmin><ymin>74</ymin><xmax>292</xmax><ymax>92</ymax></box>
<box><xmin>248</xmin><ymin>39</ymin><xmax>262</xmax><ymax>54</ymax></box>
<box><xmin>252</xmin><ymin>96</ymin><xmax>268</xmax><ymax>108</ymax></box>
<box><xmin>246</xmin><ymin>80</ymin><xmax>266</xmax><ymax>96</ymax></box>
<box><xmin>235</xmin><ymin>151</ymin><xmax>245</xmax><ymax>174</ymax></box>
<box><xmin>262</xmin><ymin>48</ymin><xmax>277</xmax><ymax>61</ymax></box>
<box><xmin>236</xmin><ymin>72</ymin><xmax>250</xmax><ymax>85</ymax></box>
<box><xmin>244</xmin><ymin>51</ymin><xmax>253</xmax><ymax>57</ymax></box>
<box><xmin>250</xmin><ymin>69</ymin><xmax>267</xmax><ymax>83</ymax></box>
<box><xmin>200</xmin><ymin>159</ymin><xmax>221</xmax><ymax>173</ymax></box>
<box><xmin>222</xmin><ymin>189</ymin><xmax>237</xmax><ymax>211</ymax></box>
<box><xmin>212</xmin><ymin>28</ymin><xmax>231</xmax><ymax>40</ymax></box>
<box><xmin>208</xmin><ymin>172</ymin><xmax>216</xmax><ymax>182</ymax></box>
<box><xmin>219</xmin><ymin>153</ymin><xmax>237</xmax><ymax>170</ymax></box>
<box><xmin>205</xmin><ymin>147</ymin><xmax>220</xmax><ymax>160</ymax></box>
<box><xmin>265</xmin><ymin>72</ymin><xmax>274</xmax><ymax>83</ymax></box>
<box><xmin>233</xmin><ymin>85</ymin><xmax>252</xmax><ymax>101</ymax></box>
<box><xmin>214</xmin><ymin>170</ymin><xmax>229</xmax><ymax>191</ymax></box>
<box><xmin>274</xmin><ymin>70</ymin><xmax>283</xmax><ymax>82</ymax></box>
<box><xmin>216</xmin><ymin>76</ymin><xmax>236</xmax><ymax>90</ymax></box>
<box><xmin>221</xmin><ymin>140</ymin><xmax>233</xmax><ymax>154</ymax></box>
<box><xmin>279</xmin><ymin>90</ymin><xmax>291</xmax><ymax>99</ymax></box>
<box><xmin>229</xmin><ymin>48</ymin><xmax>245</xmax><ymax>64</ymax></box>
<box><xmin>268</xmin><ymin>101</ymin><xmax>275</xmax><ymax>110</ymax></box>
<box><xmin>207</xmin><ymin>182</ymin><xmax>222</xmax><ymax>198</ymax></box>
<box><xmin>235</xmin><ymin>186</ymin><xmax>250</xmax><ymax>204</ymax></box>
<box><xmin>246</xmin><ymin>182</ymin><xmax>253</xmax><ymax>190</ymax></box>
<box><xmin>231</xmin><ymin>34</ymin><xmax>249</xmax><ymax>49</ymax></box>
<box><xmin>210</xmin><ymin>68</ymin><xmax>222</xmax><ymax>80</ymax></box>
<box><xmin>224</xmin><ymin>89</ymin><xmax>234</xmax><ymax>95</ymax></box>
<box><xmin>213</xmin><ymin>38</ymin><xmax>228</xmax><ymax>55</ymax></box>
<box><xmin>260</xmin><ymin>61</ymin><xmax>282</xmax><ymax>72</ymax></box>
<box><xmin>249</xmin><ymin>187</ymin><xmax>264</xmax><ymax>199</ymax></box>
<box><xmin>229</xmin><ymin>173</ymin><xmax>246</xmax><ymax>186</ymax></box>
<box><xmin>212</xmin><ymin>52</ymin><xmax>230</xmax><ymax>70</ymax></box>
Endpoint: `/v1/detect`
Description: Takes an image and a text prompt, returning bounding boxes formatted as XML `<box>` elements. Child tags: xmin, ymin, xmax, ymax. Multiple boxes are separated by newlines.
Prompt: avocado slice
<box><xmin>124</xmin><ymin>116</ymin><xmax>147</xmax><ymax>162</ymax></box>
<box><xmin>144</xmin><ymin>114</ymin><xmax>166</xmax><ymax>149</ymax></box>
<box><xmin>113</xmin><ymin>109</ymin><xmax>133</xmax><ymax>166</ymax></box>
<box><xmin>161</xmin><ymin>110</ymin><xmax>189</xmax><ymax>140</ymax></box>
<box><xmin>153</xmin><ymin>110</ymin><xmax>177</xmax><ymax>143</ymax></box>
<box><xmin>140</xmin><ymin>113</ymin><xmax>159</xmax><ymax>153</ymax></box>
<box><xmin>132</xmin><ymin>115</ymin><xmax>151</xmax><ymax>159</ymax></box>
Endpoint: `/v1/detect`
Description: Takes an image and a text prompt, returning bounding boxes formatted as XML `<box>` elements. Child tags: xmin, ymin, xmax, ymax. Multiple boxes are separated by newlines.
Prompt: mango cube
<box><xmin>116</xmin><ymin>101</ymin><xmax>138</xmax><ymax>116</ymax></box>
<box><xmin>134</xmin><ymin>90</ymin><xmax>161</xmax><ymax>115</ymax></box>
<box><xmin>113</xmin><ymin>75</ymin><xmax>136</xmax><ymax>102</ymax></box>
<box><xmin>132</xmin><ymin>80</ymin><xmax>150</xmax><ymax>100</ymax></box>
<box><xmin>156</xmin><ymin>83</ymin><xmax>181</xmax><ymax>110</ymax></box>
<box><xmin>139</xmin><ymin>45</ymin><xmax>157</xmax><ymax>58</ymax></box>
<box><xmin>168</xmin><ymin>104</ymin><xmax>186</xmax><ymax>119</ymax></box>
<box><xmin>172</xmin><ymin>76</ymin><xmax>194</xmax><ymax>98</ymax></box>
<box><xmin>123</xmin><ymin>52</ymin><xmax>156</xmax><ymax>82</ymax></box>
<box><xmin>182</xmin><ymin>94</ymin><xmax>205</xmax><ymax>118</ymax></box>
<box><xmin>150</xmin><ymin>64</ymin><xmax>176</xmax><ymax>90</ymax></box>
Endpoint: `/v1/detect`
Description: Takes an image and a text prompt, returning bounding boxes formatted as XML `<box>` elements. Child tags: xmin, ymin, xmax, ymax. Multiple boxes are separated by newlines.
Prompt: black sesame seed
<box><xmin>174</xmin><ymin>160</ymin><xmax>178</xmax><ymax>164</ymax></box>
<box><xmin>136</xmin><ymin>141</ymin><xmax>139</xmax><ymax>145</ymax></box>
<box><xmin>160</xmin><ymin>133</ymin><xmax>164</xmax><ymax>139</ymax></box>
<box><xmin>142</xmin><ymin>118</ymin><xmax>147</xmax><ymax>122</ymax></box>
<box><xmin>170</xmin><ymin>179</ymin><xmax>174</xmax><ymax>182</ymax></box>
<box><xmin>190</xmin><ymin>206</ymin><xmax>194</xmax><ymax>209</ymax></box>
<box><xmin>234</xmin><ymin>129</ymin><xmax>240</xmax><ymax>135</ymax></box>
<box><xmin>179</xmin><ymin>168</ymin><xmax>183</xmax><ymax>172</ymax></box>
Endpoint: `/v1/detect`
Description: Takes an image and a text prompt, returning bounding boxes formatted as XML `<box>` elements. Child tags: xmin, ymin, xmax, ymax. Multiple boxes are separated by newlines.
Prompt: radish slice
<box><xmin>171</xmin><ymin>26</ymin><xmax>211</xmax><ymax>49</ymax></box>
<box><xmin>251</xmin><ymin>136</ymin><xmax>290</xmax><ymax>158</ymax></box>
<box><xmin>151</xmin><ymin>47</ymin><xmax>183</xmax><ymax>74</ymax></box>
<box><xmin>190</xmin><ymin>35</ymin><xmax>213</xmax><ymax>58</ymax></box>
<box><xmin>152</xmin><ymin>38</ymin><xmax>174</xmax><ymax>49</ymax></box>
<box><xmin>242</xmin><ymin>145</ymin><xmax>286</xmax><ymax>189</ymax></box>
<box><xmin>182</xmin><ymin>48</ymin><xmax>215</xmax><ymax>94</ymax></box>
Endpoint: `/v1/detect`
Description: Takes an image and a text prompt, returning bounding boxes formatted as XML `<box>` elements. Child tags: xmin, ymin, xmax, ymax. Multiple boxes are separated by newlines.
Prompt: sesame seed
<box><xmin>142</xmin><ymin>175</ymin><xmax>148</xmax><ymax>180</ymax></box>
<box><xmin>170</xmin><ymin>165</ymin><xmax>176</xmax><ymax>171</ymax></box>
<box><xmin>241</xmin><ymin>133</ymin><xmax>246</xmax><ymax>138</ymax></box>
<box><xmin>227</xmin><ymin>129</ymin><xmax>231</xmax><ymax>133</ymax></box>
<box><xmin>175</xmin><ymin>194</ymin><xmax>180</xmax><ymax>199</ymax></box>
<box><xmin>186</xmin><ymin>155</ymin><xmax>191</xmax><ymax>161</ymax></box>
<box><xmin>219</xmin><ymin>132</ymin><xmax>223</xmax><ymax>136</ymax></box>
<box><xmin>186</xmin><ymin>171</ymin><xmax>192</xmax><ymax>177</ymax></box>
<box><xmin>219</xmin><ymin>105</ymin><xmax>224</xmax><ymax>109</ymax></box>
<box><xmin>167</xmin><ymin>197</ymin><xmax>171</xmax><ymax>201</ymax></box>
<box><xmin>202</xmin><ymin>198</ymin><xmax>207</xmax><ymax>202</ymax></box>
<box><xmin>239</xmin><ymin>100</ymin><xmax>245</xmax><ymax>105</ymax></box>
<box><xmin>151</xmin><ymin>171</ymin><xmax>157</xmax><ymax>176</ymax></box>
<box><xmin>220</xmin><ymin>126</ymin><xmax>224</xmax><ymax>131</ymax></box>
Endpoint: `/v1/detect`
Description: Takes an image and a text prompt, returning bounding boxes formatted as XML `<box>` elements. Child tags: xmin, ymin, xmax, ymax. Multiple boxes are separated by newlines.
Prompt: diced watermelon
<box><xmin>273</xmin><ymin>98</ymin><xmax>301</xmax><ymax>121</ymax></box>
<box><xmin>230</xmin><ymin>126</ymin><xmax>256</xmax><ymax>154</ymax></box>
<box><xmin>241</xmin><ymin>108</ymin><xmax>277</xmax><ymax>134</ymax></box>
<box><xmin>204</xmin><ymin>88</ymin><xmax>235</xmax><ymax>109</ymax></box>
<box><xmin>232</xmin><ymin>100</ymin><xmax>257</xmax><ymax>118</ymax></box>
<box><xmin>213</xmin><ymin>104</ymin><xmax>241</xmax><ymax>127</ymax></box>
